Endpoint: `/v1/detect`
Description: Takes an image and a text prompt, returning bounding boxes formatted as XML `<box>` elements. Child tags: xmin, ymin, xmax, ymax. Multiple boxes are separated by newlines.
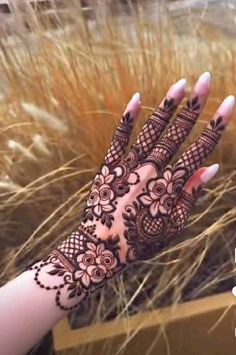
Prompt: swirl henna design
<box><xmin>27</xmin><ymin>74</ymin><xmax>234</xmax><ymax>312</ymax></box>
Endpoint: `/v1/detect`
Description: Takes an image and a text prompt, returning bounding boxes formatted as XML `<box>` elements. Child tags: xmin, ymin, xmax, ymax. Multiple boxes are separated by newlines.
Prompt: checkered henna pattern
<box><xmin>124</xmin><ymin>97</ymin><xmax>177</xmax><ymax>169</ymax></box>
<box><xmin>175</xmin><ymin>115</ymin><xmax>225</xmax><ymax>180</ymax></box>
<box><xmin>145</xmin><ymin>96</ymin><xmax>200</xmax><ymax>174</ymax></box>
<box><xmin>28</xmin><ymin>76</ymin><xmax>234</xmax><ymax>311</ymax></box>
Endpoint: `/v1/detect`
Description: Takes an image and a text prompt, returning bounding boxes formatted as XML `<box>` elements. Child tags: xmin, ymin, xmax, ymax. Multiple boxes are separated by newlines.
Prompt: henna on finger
<box><xmin>124</xmin><ymin>79</ymin><xmax>186</xmax><ymax>169</ymax></box>
<box><xmin>84</xmin><ymin>81</ymin><xmax>186</xmax><ymax>229</ymax></box>
<box><xmin>145</xmin><ymin>72</ymin><xmax>211</xmax><ymax>174</ymax></box>
<box><xmin>104</xmin><ymin>93</ymin><xmax>141</xmax><ymax>167</ymax></box>
<box><xmin>172</xmin><ymin>164</ymin><xmax>219</xmax><ymax>231</ymax></box>
<box><xmin>175</xmin><ymin>95</ymin><xmax>235</xmax><ymax>180</ymax></box>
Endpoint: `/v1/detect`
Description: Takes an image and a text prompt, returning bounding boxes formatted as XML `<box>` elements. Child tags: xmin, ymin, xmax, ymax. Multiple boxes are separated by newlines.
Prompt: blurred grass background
<box><xmin>0</xmin><ymin>0</ymin><xmax>236</xmax><ymax>354</ymax></box>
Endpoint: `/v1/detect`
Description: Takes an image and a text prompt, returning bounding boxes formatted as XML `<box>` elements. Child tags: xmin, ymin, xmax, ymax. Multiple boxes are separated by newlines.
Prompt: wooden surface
<box><xmin>53</xmin><ymin>291</ymin><xmax>236</xmax><ymax>355</ymax></box>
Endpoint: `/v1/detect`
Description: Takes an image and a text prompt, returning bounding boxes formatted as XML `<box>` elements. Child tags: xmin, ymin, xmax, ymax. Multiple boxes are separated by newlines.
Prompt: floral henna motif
<box><xmin>84</xmin><ymin>98</ymin><xmax>178</xmax><ymax>228</ymax></box>
<box><xmin>28</xmin><ymin>84</ymin><xmax>232</xmax><ymax>312</ymax></box>
<box><xmin>84</xmin><ymin>163</ymin><xmax>140</xmax><ymax>228</ymax></box>
<box><xmin>27</xmin><ymin>224</ymin><xmax>124</xmax><ymax>311</ymax></box>
<box><xmin>138</xmin><ymin>167</ymin><xmax>186</xmax><ymax>217</ymax></box>
<box><xmin>123</xmin><ymin>166</ymin><xmax>188</xmax><ymax>261</ymax></box>
<box><xmin>84</xmin><ymin>165</ymin><xmax>117</xmax><ymax>227</ymax></box>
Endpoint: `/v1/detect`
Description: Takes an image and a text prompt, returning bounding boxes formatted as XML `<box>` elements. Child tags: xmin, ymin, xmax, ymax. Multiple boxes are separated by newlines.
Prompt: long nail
<box><xmin>124</xmin><ymin>92</ymin><xmax>141</xmax><ymax>115</ymax></box>
<box><xmin>217</xmin><ymin>95</ymin><xmax>235</xmax><ymax>118</ymax></box>
<box><xmin>171</xmin><ymin>78</ymin><xmax>187</xmax><ymax>95</ymax></box>
<box><xmin>194</xmin><ymin>72</ymin><xmax>211</xmax><ymax>94</ymax></box>
<box><xmin>200</xmin><ymin>163</ymin><xmax>219</xmax><ymax>183</ymax></box>
<box><xmin>131</xmin><ymin>92</ymin><xmax>141</xmax><ymax>103</ymax></box>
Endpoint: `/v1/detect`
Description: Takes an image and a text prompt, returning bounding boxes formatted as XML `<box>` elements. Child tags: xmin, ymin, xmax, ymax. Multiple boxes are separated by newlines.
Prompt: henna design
<box><xmin>171</xmin><ymin>189</ymin><xmax>199</xmax><ymax>231</ymax></box>
<box><xmin>123</xmin><ymin>166</ymin><xmax>187</xmax><ymax>260</ymax></box>
<box><xmin>27</xmin><ymin>224</ymin><xmax>124</xmax><ymax>311</ymax></box>
<box><xmin>186</xmin><ymin>96</ymin><xmax>201</xmax><ymax>111</ymax></box>
<box><xmin>84</xmin><ymin>98</ymin><xmax>178</xmax><ymax>228</ymax></box>
<box><xmin>104</xmin><ymin>112</ymin><xmax>135</xmax><ymax>167</ymax></box>
<box><xmin>125</xmin><ymin>98</ymin><xmax>177</xmax><ymax>169</ymax></box>
<box><xmin>28</xmin><ymin>85</ymin><xmax>231</xmax><ymax>312</ymax></box>
<box><xmin>145</xmin><ymin>96</ymin><xmax>201</xmax><ymax>173</ymax></box>
<box><xmin>84</xmin><ymin>165</ymin><xmax>117</xmax><ymax>228</ymax></box>
<box><xmin>84</xmin><ymin>163</ymin><xmax>140</xmax><ymax>228</ymax></box>
<box><xmin>175</xmin><ymin>115</ymin><xmax>225</xmax><ymax>179</ymax></box>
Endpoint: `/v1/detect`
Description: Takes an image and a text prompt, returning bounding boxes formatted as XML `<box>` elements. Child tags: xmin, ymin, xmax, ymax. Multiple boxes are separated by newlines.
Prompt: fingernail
<box><xmin>217</xmin><ymin>95</ymin><xmax>235</xmax><ymax>119</ymax></box>
<box><xmin>125</xmin><ymin>92</ymin><xmax>141</xmax><ymax>115</ymax></box>
<box><xmin>194</xmin><ymin>72</ymin><xmax>211</xmax><ymax>93</ymax></box>
<box><xmin>201</xmin><ymin>163</ymin><xmax>219</xmax><ymax>184</ymax></box>
<box><xmin>221</xmin><ymin>95</ymin><xmax>235</xmax><ymax>110</ymax></box>
<box><xmin>197</xmin><ymin>72</ymin><xmax>211</xmax><ymax>84</ymax></box>
<box><xmin>131</xmin><ymin>92</ymin><xmax>141</xmax><ymax>102</ymax></box>
<box><xmin>172</xmin><ymin>78</ymin><xmax>187</xmax><ymax>93</ymax></box>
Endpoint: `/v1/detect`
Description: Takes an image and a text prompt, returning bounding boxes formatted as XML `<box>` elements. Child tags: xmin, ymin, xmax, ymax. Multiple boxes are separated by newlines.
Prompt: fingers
<box><xmin>104</xmin><ymin>93</ymin><xmax>141</xmax><ymax>167</ymax></box>
<box><xmin>145</xmin><ymin>72</ymin><xmax>211</xmax><ymax>173</ymax></box>
<box><xmin>172</xmin><ymin>163</ymin><xmax>219</xmax><ymax>230</ymax></box>
<box><xmin>174</xmin><ymin>95</ymin><xmax>235</xmax><ymax>181</ymax></box>
<box><xmin>125</xmin><ymin>79</ymin><xmax>186</xmax><ymax>169</ymax></box>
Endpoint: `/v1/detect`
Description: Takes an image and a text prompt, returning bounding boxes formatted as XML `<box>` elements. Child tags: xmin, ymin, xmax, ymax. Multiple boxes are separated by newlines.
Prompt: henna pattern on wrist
<box><xmin>27</xmin><ymin>224</ymin><xmax>124</xmax><ymax>311</ymax></box>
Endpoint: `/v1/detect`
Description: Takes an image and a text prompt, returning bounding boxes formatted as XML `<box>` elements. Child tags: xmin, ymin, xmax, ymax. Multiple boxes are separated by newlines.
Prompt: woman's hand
<box><xmin>28</xmin><ymin>72</ymin><xmax>235</xmax><ymax>311</ymax></box>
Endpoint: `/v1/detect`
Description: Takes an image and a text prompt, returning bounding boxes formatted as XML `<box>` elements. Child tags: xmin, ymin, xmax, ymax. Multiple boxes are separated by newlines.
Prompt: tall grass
<box><xmin>0</xmin><ymin>1</ymin><xmax>236</xmax><ymax>354</ymax></box>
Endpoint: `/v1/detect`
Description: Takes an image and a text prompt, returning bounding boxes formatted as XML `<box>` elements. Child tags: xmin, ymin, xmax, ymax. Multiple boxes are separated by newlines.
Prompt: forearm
<box><xmin>0</xmin><ymin>223</ymin><xmax>124</xmax><ymax>355</ymax></box>
<box><xmin>0</xmin><ymin>267</ymin><xmax>69</xmax><ymax>355</ymax></box>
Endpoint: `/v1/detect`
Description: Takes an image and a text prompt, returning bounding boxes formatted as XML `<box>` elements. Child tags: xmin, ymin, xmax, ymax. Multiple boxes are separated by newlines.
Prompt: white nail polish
<box><xmin>173</xmin><ymin>78</ymin><xmax>187</xmax><ymax>90</ymax></box>
<box><xmin>201</xmin><ymin>163</ymin><xmax>219</xmax><ymax>184</ymax></box>
<box><xmin>221</xmin><ymin>95</ymin><xmax>235</xmax><ymax>110</ymax></box>
<box><xmin>131</xmin><ymin>92</ymin><xmax>141</xmax><ymax>102</ymax></box>
<box><xmin>197</xmin><ymin>71</ymin><xmax>211</xmax><ymax>84</ymax></box>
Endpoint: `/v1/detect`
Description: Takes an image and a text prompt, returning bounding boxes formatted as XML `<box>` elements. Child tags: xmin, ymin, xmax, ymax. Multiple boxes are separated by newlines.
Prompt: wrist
<box><xmin>28</xmin><ymin>223</ymin><xmax>125</xmax><ymax>312</ymax></box>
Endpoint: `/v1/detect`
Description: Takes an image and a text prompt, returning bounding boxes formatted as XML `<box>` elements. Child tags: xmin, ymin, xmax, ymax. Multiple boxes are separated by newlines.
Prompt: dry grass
<box><xmin>0</xmin><ymin>1</ymin><xmax>236</xmax><ymax>354</ymax></box>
